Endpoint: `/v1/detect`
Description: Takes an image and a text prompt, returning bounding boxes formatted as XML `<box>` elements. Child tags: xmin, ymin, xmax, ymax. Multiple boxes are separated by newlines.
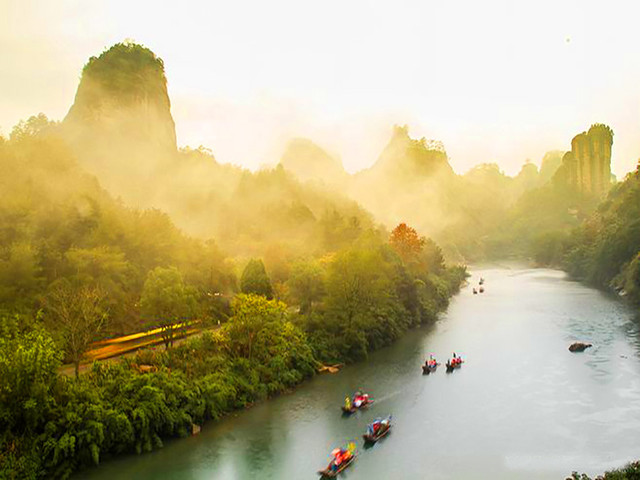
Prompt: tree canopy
<box><xmin>240</xmin><ymin>259</ymin><xmax>273</xmax><ymax>299</ymax></box>
<box><xmin>140</xmin><ymin>266</ymin><xmax>198</xmax><ymax>349</ymax></box>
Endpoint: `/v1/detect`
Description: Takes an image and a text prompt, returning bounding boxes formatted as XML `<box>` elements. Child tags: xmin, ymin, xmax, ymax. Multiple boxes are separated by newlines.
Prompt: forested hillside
<box><xmin>564</xmin><ymin>163</ymin><xmax>640</xmax><ymax>302</ymax></box>
<box><xmin>0</xmin><ymin>42</ymin><xmax>466</xmax><ymax>479</ymax></box>
<box><xmin>278</xmin><ymin>126</ymin><xmax>568</xmax><ymax>261</ymax></box>
<box><xmin>62</xmin><ymin>42</ymin><xmax>375</xmax><ymax>260</ymax></box>
<box><xmin>0</xmin><ymin>114</ymin><xmax>234</xmax><ymax>334</ymax></box>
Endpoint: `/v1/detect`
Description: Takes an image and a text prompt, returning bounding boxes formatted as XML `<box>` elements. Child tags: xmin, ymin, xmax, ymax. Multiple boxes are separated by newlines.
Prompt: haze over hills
<box><xmin>16</xmin><ymin>41</ymin><xmax>623</xmax><ymax>264</ymax></box>
<box><xmin>275</xmin><ymin>124</ymin><xmax>599</xmax><ymax>260</ymax></box>
<box><xmin>4</xmin><ymin>36</ymin><xmax>640</xmax><ymax>480</ymax></box>
<box><xmin>61</xmin><ymin>43</ymin><xmax>376</xmax><ymax>262</ymax></box>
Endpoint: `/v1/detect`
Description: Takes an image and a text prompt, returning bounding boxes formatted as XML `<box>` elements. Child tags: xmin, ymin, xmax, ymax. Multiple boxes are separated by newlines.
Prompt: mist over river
<box><xmin>81</xmin><ymin>266</ymin><xmax>640</xmax><ymax>479</ymax></box>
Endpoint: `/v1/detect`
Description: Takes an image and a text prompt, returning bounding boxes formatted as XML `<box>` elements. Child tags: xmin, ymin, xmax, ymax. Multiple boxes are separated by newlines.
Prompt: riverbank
<box><xmin>1</xmin><ymin>256</ymin><xmax>466</xmax><ymax>479</ymax></box>
<box><xmin>78</xmin><ymin>266</ymin><xmax>640</xmax><ymax>480</ymax></box>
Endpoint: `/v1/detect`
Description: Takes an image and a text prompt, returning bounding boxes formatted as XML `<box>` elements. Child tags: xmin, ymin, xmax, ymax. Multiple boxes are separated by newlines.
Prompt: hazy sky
<box><xmin>2</xmin><ymin>0</ymin><xmax>640</xmax><ymax>177</ymax></box>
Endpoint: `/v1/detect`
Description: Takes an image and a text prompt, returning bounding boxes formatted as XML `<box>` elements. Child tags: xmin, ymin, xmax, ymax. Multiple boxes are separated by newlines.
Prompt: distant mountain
<box><xmin>60</xmin><ymin>41</ymin><xmax>605</xmax><ymax>265</ymax></box>
<box><xmin>279</xmin><ymin>138</ymin><xmax>348</xmax><ymax>187</ymax></box>
<box><xmin>358</xmin><ymin>125</ymin><xmax>453</xmax><ymax>181</ymax></box>
<box><xmin>538</xmin><ymin>150</ymin><xmax>564</xmax><ymax>185</ymax></box>
<box><xmin>60</xmin><ymin>42</ymin><xmax>376</xmax><ymax>260</ymax></box>
<box><xmin>346</xmin><ymin>125</ymin><xmax>457</xmax><ymax>239</ymax></box>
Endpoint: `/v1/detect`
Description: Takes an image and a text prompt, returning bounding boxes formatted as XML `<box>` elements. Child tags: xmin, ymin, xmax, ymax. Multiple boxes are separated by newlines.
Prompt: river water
<box><xmin>82</xmin><ymin>266</ymin><xmax>640</xmax><ymax>479</ymax></box>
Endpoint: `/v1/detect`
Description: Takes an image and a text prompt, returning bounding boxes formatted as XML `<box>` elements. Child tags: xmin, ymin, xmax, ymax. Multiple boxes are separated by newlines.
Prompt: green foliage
<box><xmin>564</xmin><ymin>164</ymin><xmax>640</xmax><ymax>302</ymax></box>
<box><xmin>0</xmin><ymin>231</ymin><xmax>462</xmax><ymax>479</ymax></box>
<box><xmin>81</xmin><ymin>42</ymin><xmax>167</xmax><ymax>104</ymax></box>
<box><xmin>0</xmin><ymin>47</ymin><xmax>468</xmax><ymax>478</ymax></box>
<box><xmin>0</xmin><ymin>323</ymin><xmax>62</xmax><ymax>479</ymax></box>
<box><xmin>0</xmin><ymin>324</ymin><xmax>62</xmax><ymax>435</ymax></box>
<box><xmin>240</xmin><ymin>259</ymin><xmax>273</xmax><ymax>299</ymax></box>
<box><xmin>0</xmin><ymin>115</ymin><xmax>236</xmax><ymax>332</ymax></box>
<box><xmin>570</xmin><ymin>460</ymin><xmax>640</xmax><ymax>479</ymax></box>
<box><xmin>297</xmin><ymin>235</ymin><xmax>463</xmax><ymax>363</ymax></box>
<box><xmin>0</xmin><ymin>305</ymin><xmax>317</xmax><ymax>479</ymax></box>
<box><xmin>287</xmin><ymin>260</ymin><xmax>325</xmax><ymax>314</ymax></box>
<box><xmin>530</xmin><ymin>230</ymin><xmax>571</xmax><ymax>266</ymax></box>
<box><xmin>140</xmin><ymin>267</ymin><xmax>198</xmax><ymax>349</ymax></box>
<box><xmin>223</xmin><ymin>294</ymin><xmax>285</xmax><ymax>361</ymax></box>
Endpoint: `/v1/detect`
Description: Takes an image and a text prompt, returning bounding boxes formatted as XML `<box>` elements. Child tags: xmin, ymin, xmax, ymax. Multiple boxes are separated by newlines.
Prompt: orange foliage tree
<box><xmin>390</xmin><ymin>223</ymin><xmax>425</xmax><ymax>262</ymax></box>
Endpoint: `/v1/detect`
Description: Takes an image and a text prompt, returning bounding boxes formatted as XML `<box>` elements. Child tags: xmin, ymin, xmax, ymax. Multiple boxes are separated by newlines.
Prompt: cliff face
<box><xmin>556</xmin><ymin>124</ymin><xmax>613</xmax><ymax>197</ymax></box>
<box><xmin>63</xmin><ymin>42</ymin><xmax>178</xmax><ymax>205</ymax></box>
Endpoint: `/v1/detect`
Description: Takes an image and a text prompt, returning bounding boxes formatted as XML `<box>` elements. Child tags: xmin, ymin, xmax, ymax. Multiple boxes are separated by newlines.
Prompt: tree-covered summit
<box><xmin>78</xmin><ymin>41</ymin><xmax>169</xmax><ymax>107</ymax></box>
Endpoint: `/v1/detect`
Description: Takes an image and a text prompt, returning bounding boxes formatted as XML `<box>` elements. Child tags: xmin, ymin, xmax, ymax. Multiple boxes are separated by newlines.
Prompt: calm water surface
<box><xmin>82</xmin><ymin>266</ymin><xmax>640</xmax><ymax>479</ymax></box>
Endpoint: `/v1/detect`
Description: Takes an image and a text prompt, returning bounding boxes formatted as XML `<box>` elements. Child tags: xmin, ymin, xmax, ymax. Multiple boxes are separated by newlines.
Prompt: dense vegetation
<box><xmin>63</xmin><ymin>42</ymin><xmax>376</xmax><ymax>263</ymax></box>
<box><xmin>0</xmin><ymin>223</ymin><xmax>464</xmax><ymax>479</ymax></box>
<box><xmin>0</xmin><ymin>114</ymin><xmax>235</xmax><ymax>335</ymax></box>
<box><xmin>563</xmin><ymin>163</ymin><xmax>640</xmax><ymax>303</ymax></box>
<box><xmin>0</xmin><ymin>295</ymin><xmax>317</xmax><ymax>479</ymax></box>
<box><xmin>0</xmin><ymin>108</ymin><xmax>464</xmax><ymax>478</ymax></box>
<box><xmin>569</xmin><ymin>460</ymin><xmax>640</xmax><ymax>480</ymax></box>
<box><xmin>6</xmin><ymin>39</ymin><xmax>637</xmax><ymax>480</ymax></box>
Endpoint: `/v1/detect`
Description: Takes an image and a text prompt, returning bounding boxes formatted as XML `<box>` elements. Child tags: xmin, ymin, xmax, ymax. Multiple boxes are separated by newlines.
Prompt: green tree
<box><xmin>240</xmin><ymin>259</ymin><xmax>273</xmax><ymax>299</ymax></box>
<box><xmin>0</xmin><ymin>242</ymin><xmax>42</xmax><ymax>310</ymax></box>
<box><xmin>0</xmin><ymin>318</ymin><xmax>62</xmax><ymax>426</ymax></box>
<box><xmin>224</xmin><ymin>293</ymin><xmax>286</xmax><ymax>361</ymax></box>
<box><xmin>140</xmin><ymin>267</ymin><xmax>197</xmax><ymax>349</ymax></box>
<box><xmin>421</xmin><ymin>238</ymin><xmax>446</xmax><ymax>275</ymax></box>
<box><xmin>325</xmin><ymin>247</ymin><xmax>392</xmax><ymax>327</ymax></box>
<box><xmin>287</xmin><ymin>260</ymin><xmax>325</xmax><ymax>314</ymax></box>
<box><xmin>46</xmin><ymin>281</ymin><xmax>107</xmax><ymax>378</ymax></box>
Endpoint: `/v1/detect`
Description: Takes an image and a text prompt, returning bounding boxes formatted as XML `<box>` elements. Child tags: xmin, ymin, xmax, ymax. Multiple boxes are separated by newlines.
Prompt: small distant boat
<box><xmin>446</xmin><ymin>360</ymin><xmax>463</xmax><ymax>373</ymax></box>
<box><xmin>422</xmin><ymin>362</ymin><xmax>439</xmax><ymax>374</ymax></box>
<box><xmin>318</xmin><ymin>452</ymin><xmax>357</xmax><ymax>477</ymax></box>
<box><xmin>363</xmin><ymin>416</ymin><xmax>392</xmax><ymax>444</ymax></box>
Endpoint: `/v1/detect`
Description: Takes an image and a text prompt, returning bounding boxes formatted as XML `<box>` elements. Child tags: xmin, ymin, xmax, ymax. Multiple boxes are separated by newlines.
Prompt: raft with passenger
<box><xmin>422</xmin><ymin>355</ymin><xmax>439</xmax><ymax>374</ymax></box>
<box><xmin>342</xmin><ymin>391</ymin><xmax>374</xmax><ymax>414</ymax></box>
<box><xmin>363</xmin><ymin>416</ymin><xmax>392</xmax><ymax>444</ymax></box>
<box><xmin>422</xmin><ymin>363</ymin><xmax>438</xmax><ymax>374</ymax></box>
<box><xmin>318</xmin><ymin>445</ymin><xmax>357</xmax><ymax>477</ymax></box>
<box><xmin>446</xmin><ymin>354</ymin><xmax>463</xmax><ymax>372</ymax></box>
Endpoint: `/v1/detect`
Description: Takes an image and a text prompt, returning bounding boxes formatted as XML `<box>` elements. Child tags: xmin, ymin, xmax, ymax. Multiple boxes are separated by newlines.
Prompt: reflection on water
<box><xmin>81</xmin><ymin>267</ymin><xmax>640</xmax><ymax>480</ymax></box>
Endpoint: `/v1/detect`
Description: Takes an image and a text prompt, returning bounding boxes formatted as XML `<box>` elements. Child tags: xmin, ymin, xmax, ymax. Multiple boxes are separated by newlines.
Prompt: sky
<box><xmin>2</xmin><ymin>0</ymin><xmax>640</xmax><ymax>177</ymax></box>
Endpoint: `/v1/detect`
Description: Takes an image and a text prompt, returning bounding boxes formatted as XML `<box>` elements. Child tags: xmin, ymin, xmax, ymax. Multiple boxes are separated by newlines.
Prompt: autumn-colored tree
<box><xmin>390</xmin><ymin>223</ymin><xmax>425</xmax><ymax>263</ymax></box>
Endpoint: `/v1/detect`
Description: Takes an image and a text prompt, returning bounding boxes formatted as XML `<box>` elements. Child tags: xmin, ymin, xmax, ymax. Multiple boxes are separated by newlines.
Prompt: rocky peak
<box><xmin>63</xmin><ymin>42</ymin><xmax>178</xmax><ymax>204</ymax></box>
<box><xmin>370</xmin><ymin>125</ymin><xmax>453</xmax><ymax>180</ymax></box>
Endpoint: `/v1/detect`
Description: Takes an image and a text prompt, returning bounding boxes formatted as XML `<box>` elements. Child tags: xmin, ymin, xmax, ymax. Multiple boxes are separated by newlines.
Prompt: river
<box><xmin>81</xmin><ymin>266</ymin><xmax>640</xmax><ymax>479</ymax></box>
